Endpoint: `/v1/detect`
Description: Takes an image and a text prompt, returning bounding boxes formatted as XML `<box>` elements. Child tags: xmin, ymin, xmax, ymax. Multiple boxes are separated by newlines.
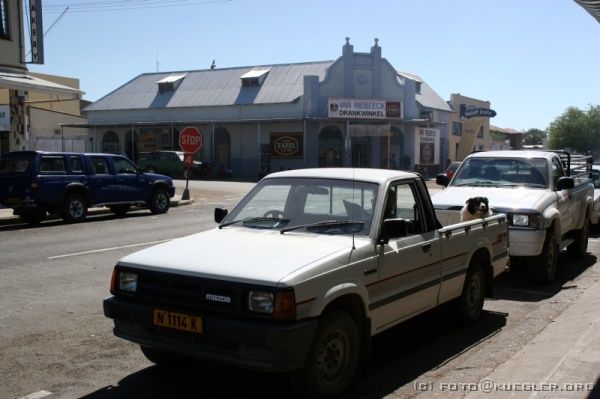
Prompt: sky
<box><xmin>26</xmin><ymin>0</ymin><xmax>600</xmax><ymax>132</ymax></box>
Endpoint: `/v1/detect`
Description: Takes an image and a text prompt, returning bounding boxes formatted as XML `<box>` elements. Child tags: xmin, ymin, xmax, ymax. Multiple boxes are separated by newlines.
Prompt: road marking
<box><xmin>48</xmin><ymin>239</ymin><xmax>174</xmax><ymax>260</ymax></box>
<box><xmin>18</xmin><ymin>391</ymin><xmax>52</xmax><ymax>399</ymax></box>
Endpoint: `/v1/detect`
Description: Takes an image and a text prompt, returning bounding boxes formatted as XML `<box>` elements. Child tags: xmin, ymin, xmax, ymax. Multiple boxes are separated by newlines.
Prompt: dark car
<box><xmin>445</xmin><ymin>161</ymin><xmax>461</xmax><ymax>180</ymax></box>
<box><xmin>137</xmin><ymin>150</ymin><xmax>211</xmax><ymax>178</ymax></box>
<box><xmin>0</xmin><ymin>151</ymin><xmax>175</xmax><ymax>224</ymax></box>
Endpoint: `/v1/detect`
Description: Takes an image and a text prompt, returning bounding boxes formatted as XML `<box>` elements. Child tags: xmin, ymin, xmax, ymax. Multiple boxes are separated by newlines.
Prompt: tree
<box><xmin>548</xmin><ymin>105</ymin><xmax>600</xmax><ymax>156</ymax></box>
<box><xmin>522</xmin><ymin>128</ymin><xmax>546</xmax><ymax>145</ymax></box>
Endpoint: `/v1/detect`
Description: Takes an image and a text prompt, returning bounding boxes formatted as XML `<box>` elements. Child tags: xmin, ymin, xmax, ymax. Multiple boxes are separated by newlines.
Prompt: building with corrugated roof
<box><xmin>79</xmin><ymin>39</ymin><xmax>452</xmax><ymax>178</ymax></box>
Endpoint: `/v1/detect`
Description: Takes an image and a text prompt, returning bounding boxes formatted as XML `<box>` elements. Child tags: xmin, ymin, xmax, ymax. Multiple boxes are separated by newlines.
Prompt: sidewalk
<box><xmin>465</xmin><ymin>275</ymin><xmax>600</xmax><ymax>398</ymax></box>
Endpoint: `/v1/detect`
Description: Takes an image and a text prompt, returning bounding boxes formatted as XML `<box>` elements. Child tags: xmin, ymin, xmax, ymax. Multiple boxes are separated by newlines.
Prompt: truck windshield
<box><xmin>451</xmin><ymin>157</ymin><xmax>548</xmax><ymax>189</ymax></box>
<box><xmin>222</xmin><ymin>177</ymin><xmax>379</xmax><ymax>235</ymax></box>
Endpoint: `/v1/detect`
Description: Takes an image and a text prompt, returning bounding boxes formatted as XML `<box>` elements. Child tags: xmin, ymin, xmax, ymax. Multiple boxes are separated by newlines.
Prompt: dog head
<box><xmin>465</xmin><ymin>196</ymin><xmax>489</xmax><ymax>217</ymax></box>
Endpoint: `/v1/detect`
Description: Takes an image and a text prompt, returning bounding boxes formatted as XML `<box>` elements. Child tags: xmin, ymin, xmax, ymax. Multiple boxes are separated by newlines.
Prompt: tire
<box><xmin>149</xmin><ymin>187</ymin><xmax>170</xmax><ymax>214</ymax></box>
<box><xmin>456</xmin><ymin>263</ymin><xmax>486</xmax><ymax>325</ymax></box>
<box><xmin>567</xmin><ymin>219</ymin><xmax>589</xmax><ymax>260</ymax></box>
<box><xmin>291</xmin><ymin>311</ymin><xmax>360</xmax><ymax>399</ymax></box>
<box><xmin>530</xmin><ymin>231</ymin><xmax>558</xmax><ymax>284</ymax></box>
<box><xmin>110</xmin><ymin>204</ymin><xmax>130</xmax><ymax>217</ymax></box>
<box><xmin>20</xmin><ymin>208</ymin><xmax>47</xmax><ymax>225</ymax></box>
<box><xmin>63</xmin><ymin>194</ymin><xmax>88</xmax><ymax>223</ymax></box>
<box><xmin>140</xmin><ymin>346</ymin><xmax>191</xmax><ymax>368</ymax></box>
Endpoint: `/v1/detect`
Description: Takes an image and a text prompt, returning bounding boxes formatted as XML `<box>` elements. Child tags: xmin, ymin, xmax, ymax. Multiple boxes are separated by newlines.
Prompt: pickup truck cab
<box><xmin>0</xmin><ymin>151</ymin><xmax>175</xmax><ymax>224</ymax></box>
<box><xmin>433</xmin><ymin>150</ymin><xmax>593</xmax><ymax>283</ymax></box>
<box><xmin>103</xmin><ymin>168</ymin><xmax>508</xmax><ymax>398</ymax></box>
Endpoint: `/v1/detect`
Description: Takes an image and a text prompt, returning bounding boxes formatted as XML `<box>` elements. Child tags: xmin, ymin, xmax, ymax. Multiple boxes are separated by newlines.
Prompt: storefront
<box><xmin>76</xmin><ymin>39</ymin><xmax>452</xmax><ymax>178</ymax></box>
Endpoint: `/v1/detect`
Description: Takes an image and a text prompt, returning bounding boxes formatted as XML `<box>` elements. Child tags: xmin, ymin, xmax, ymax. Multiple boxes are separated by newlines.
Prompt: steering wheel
<box><xmin>263</xmin><ymin>210</ymin><xmax>284</xmax><ymax>218</ymax></box>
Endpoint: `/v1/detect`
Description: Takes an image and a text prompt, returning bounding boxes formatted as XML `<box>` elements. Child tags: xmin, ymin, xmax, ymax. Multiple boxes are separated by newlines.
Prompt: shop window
<box><xmin>318</xmin><ymin>126</ymin><xmax>343</xmax><ymax>167</ymax></box>
<box><xmin>101</xmin><ymin>131</ymin><xmax>120</xmax><ymax>154</ymax></box>
<box><xmin>0</xmin><ymin>0</ymin><xmax>9</xmax><ymax>40</ymax></box>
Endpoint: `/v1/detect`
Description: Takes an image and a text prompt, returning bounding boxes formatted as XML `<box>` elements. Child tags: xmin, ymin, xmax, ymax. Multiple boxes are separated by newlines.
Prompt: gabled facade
<box><xmin>81</xmin><ymin>39</ymin><xmax>453</xmax><ymax>178</ymax></box>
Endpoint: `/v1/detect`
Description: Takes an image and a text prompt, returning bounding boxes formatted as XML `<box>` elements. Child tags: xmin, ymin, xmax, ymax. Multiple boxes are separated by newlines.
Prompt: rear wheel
<box><xmin>149</xmin><ymin>187</ymin><xmax>170</xmax><ymax>214</ymax></box>
<box><xmin>456</xmin><ymin>262</ymin><xmax>486</xmax><ymax>325</ymax></box>
<box><xmin>567</xmin><ymin>219</ymin><xmax>589</xmax><ymax>260</ymax></box>
<box><xmin>63</xmin><ymin>193</ymin><xmax>87</xmax><ymax>223</ymax></box>
<box><xmin>291</xmin><ymin>311</ymin><xmax>360</xmax><ymax>399</ymax></box>
<box><xmin>530</xmin><ymin>231</ymin><xmax>558</xmax><ymax>283</ymax></box>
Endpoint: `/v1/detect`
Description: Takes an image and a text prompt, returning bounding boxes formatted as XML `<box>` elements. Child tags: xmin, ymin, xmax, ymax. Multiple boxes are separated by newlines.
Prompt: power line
<box><xmin>43</xmin><ymin>0</ymin><xmax>232</xmax><ymax>13</ymax></box>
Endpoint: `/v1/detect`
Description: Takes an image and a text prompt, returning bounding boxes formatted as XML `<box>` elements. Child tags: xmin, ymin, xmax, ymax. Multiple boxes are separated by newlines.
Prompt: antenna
<box><xmin>351</xmin><ymin>167</ymin><xmax>356</xmax><ymax>250</ymax></box>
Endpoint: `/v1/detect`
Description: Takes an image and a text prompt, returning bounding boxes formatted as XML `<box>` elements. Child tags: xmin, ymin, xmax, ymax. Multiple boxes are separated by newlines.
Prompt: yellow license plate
<box><xmin>6</xmin><ymin>197</ymin><xmax>20</xmax><ymax>205</ymax></box>
<box><xmin>153</xmin><ymin>309</ymin><xmax>203</xmax><ymax>333</ymax></box>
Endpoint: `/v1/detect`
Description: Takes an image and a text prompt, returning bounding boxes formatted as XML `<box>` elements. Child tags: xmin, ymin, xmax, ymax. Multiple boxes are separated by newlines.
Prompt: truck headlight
<box><xmin>118</xmin><ymin>272</ymin><xmax>138</xmax><ymax>293</ymax></box>
<box><xmin>248</xmin><ymin>289</ymin><xmax>296</xmax><ymax>320</ymax></box>
<box><xmin>248</xmin><ymin>291</ymin><xmax>274</xmax><ymax>313</ymax></box>
<box><xmin>510</xmin><ymin>213</ymin><xmax>541</xmax><ymax>228</ymax></box>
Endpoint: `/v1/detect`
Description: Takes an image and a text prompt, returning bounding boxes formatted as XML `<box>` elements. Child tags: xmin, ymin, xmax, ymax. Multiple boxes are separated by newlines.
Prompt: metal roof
<box><xmin>0</xmin><ymin>72</ymin><xmax>83</xmax><ymax>96</ymax></box>
<box><xmin>575</xmin><ymin>0</ymin><xmax>600</xmax><ymax>23</ymax></box>
<box><xmin>85</xmin><ymin>61</ymin><xmax>333</xmax><ymax>111</ymax></box>
<box><xmin>397</xmin><ymin>71</ymin><xmax>452</xmax><ymax>112</ymax></box>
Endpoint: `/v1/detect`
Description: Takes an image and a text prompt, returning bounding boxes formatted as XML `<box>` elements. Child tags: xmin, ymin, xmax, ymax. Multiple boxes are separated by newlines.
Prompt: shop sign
<box><xmin>0</xmin><ymin>106</ymin><xmax>10</xmax><ymax>131</ymax></box>
<box><xmin>328</xmin><ymin>98</ymin><xmax>403</xmax><ymax>120</ymax></box>
<box><xmin>271</xmin><ymin>133</ymin><xmax>303</xmax><ymax>159</ymax></box>
<box><xmin>29</xmin><ymin>0</ymin><xmax>45</xmax><ymax>64</ymax></box>
<box><xmin>418</xmin><ymin>128</ymin><xmax>439</xmax><ymax>165</ymax></box>
<box><xmin>460</xmin><ymin>104</ymin><xmax>497</xmax><ymax>119</ymax></box>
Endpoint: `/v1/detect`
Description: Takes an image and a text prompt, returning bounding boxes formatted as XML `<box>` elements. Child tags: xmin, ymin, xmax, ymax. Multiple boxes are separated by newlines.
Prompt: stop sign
<box><xmin>179</xmin><ymin>127</ymin><xmax>203</xmax><ymax>153</ymax></box>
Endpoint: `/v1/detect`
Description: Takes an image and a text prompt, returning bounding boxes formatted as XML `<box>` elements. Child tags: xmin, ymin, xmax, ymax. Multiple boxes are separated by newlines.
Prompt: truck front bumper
<box><xmin>103</xmin><ymin>296</ymin><xmax>318</xmax><ymax>373</ymax></box>
<box><xmin>508</xmin><ymin>228</ymin><xmax>546</xmax><ymax>257</ymax></box>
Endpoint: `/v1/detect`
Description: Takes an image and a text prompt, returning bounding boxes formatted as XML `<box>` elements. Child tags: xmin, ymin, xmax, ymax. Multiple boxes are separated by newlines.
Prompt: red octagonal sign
<box><xmin>179</xmin><ymin>127</ymin><xmax>203</xmax><ymax>153</ymax></box>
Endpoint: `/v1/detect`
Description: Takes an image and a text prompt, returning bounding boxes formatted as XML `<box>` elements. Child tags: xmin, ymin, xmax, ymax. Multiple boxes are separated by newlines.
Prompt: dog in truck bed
<box><xmin>461</xmin><ymin>197</ymin><xmax>492</xmax><ymax>222</ymax></box>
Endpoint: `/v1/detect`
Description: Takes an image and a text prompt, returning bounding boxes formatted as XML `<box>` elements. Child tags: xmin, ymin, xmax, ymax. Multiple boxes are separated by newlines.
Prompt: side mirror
<box><xmin>214</xmin><ymin>207</ymin><xmax>228</xmax><ymax>223</ymax></box>
<box><xmin>436</xmin><ymin>173</ymin><xmax>449</xmax><ymax>187</ymax></box>
<box><xmin>378</xmin><ymin>219</ymin><xmax>410</xmax><ymax>244</ymax></box>
<box><xmin>556</xmin><ymin>176</ymin><xmax>574</xmax><ymax>191</ymax></box>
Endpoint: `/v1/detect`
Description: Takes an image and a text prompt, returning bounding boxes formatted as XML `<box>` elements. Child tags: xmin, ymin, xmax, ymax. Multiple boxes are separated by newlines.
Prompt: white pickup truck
<box><xmin>103</xmin><ymin>168</ymin><xmax>508</xmax><ymax>398</ymax></box>
<box><xmin>433</xmin><ymin>150</ymin><xmax>593</xmax><ymax>283</ymax></box>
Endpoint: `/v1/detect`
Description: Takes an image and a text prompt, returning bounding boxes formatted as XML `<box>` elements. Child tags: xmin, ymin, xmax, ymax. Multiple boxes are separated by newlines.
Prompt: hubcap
<box><xmin>69</xmin><ymin>200</ymin><xmax>83</xmax><ymax>218</ymax></box>
<box><xmin>467</xmin><ymin>274</ymin><xmax>481</xmax><ymax>312</ymax></box>
<box><xmin>156</xmin><ymin>194</ymin><xmax>167</xmax><ymax>209</ymax></box>
<box><xmin>317</xmin><ymin>330</ymin><xmax>347</xmax><ymax>382</ymax></box>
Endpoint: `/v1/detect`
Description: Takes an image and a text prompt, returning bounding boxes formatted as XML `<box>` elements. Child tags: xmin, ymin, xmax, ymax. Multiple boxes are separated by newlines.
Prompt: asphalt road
<box><xmin>1</xmin><ymin>180</ymin><xmax>599</xmax><ymax>399</ymax></box>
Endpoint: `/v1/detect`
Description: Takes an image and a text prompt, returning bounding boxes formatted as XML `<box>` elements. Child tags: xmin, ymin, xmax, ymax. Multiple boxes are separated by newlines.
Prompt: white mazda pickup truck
<box><xmin>103</xmin><ymin>168</ymin><xmax>508</xmax><ymax>398</ymax></box>
<box><xmin>433</xmin><ymin>150</ymin><xmax>593</xmax><ymax>284</ymax></box>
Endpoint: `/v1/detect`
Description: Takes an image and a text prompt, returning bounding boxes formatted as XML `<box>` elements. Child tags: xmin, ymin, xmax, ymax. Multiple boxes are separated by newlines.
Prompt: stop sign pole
<box><xmin>179</xmin><ymin>127</ymin><xmax>203</xmax><ymax>200</ymax></box>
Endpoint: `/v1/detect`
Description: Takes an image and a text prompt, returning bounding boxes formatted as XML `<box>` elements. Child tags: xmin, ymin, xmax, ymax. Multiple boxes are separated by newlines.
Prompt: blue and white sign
<box><xmin>0</xmin><ymin>105</ymin><xmax>10</xmax><ymax>131</ymax></box>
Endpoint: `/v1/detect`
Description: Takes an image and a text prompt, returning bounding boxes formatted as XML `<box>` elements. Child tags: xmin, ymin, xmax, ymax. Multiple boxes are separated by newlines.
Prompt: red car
<box><xmin>445</xmin><ymin>161</ymin><xmax>461</xmax><ymax>180</ymax></box>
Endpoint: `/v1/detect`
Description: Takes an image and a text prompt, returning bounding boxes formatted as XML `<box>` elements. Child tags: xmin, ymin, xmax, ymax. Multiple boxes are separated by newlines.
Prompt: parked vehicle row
<box><xmin>137</xmin><ymin>150</ymin><xmax>211</xmax><ymax>179</ymax></box>
<box><xmin>0</xmin><ymin>151</ymin><xmax>175</xmax><ymax>224</ymax></box>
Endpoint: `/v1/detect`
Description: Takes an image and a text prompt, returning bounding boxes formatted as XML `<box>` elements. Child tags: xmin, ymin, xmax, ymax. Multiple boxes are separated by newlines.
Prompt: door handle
<box><xmin>363</xmin><ymin>268</ymin><xmax>377</xmax><ymax>276</ymax></box>
<box><xmin>421</xmin><ymin>243</ymin><xmax>431</xmax><ymax>252</ymax></box>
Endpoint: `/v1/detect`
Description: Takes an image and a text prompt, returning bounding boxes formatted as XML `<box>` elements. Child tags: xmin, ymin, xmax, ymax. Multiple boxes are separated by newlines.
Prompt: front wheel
<box><xmin>567</xmin><ymin>219</ymin><xmax>589</xmax><ymax>260</ymax></box>
<box><xmin>456</xmin><ymin>263</ymin><xmax>486</xmax><ymax>325</ymax></box>
<box><xmin>63</xmin><ymin>194</ymin><xmax>87</xmax><ymax>223</ymax></box>
<box><xmin>530</xmin><ymin>231</ymin><xmax>558</xmax><ymax>284</ymax></box>
<box><xmin>291</xmin><ymin>311</ymin><xmax>360</xmax><ymax>399</ymax></box>
<box><xmin>149</xmin><ymin>187</ymin><xmax>170</xmax><ymax>214</ymax></box>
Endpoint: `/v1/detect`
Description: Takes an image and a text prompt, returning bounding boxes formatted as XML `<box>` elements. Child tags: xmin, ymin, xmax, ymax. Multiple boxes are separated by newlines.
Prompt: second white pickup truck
<box><xmin>104</xmin><ymin>168</ymin><xmax>508</xmax><ymax>398</ymax></box>
<box><xmin>433</xmin><ymin>150</ymin><xmax>593</xmax><ymax>283</ymax></box>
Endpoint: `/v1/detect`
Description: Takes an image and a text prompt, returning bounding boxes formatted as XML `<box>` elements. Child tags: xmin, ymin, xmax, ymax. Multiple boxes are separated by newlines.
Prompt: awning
<box><xmin>0</xmin><ymin>72</ymin><xmax>83</xmax><ymax>96</ymax></box>
<box><xmin>575</xmin><ymin>0</ymin><xmax>600</xmax><ymax>23</ymax></box>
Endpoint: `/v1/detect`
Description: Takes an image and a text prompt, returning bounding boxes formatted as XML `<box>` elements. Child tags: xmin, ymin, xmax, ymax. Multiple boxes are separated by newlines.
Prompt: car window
<box><xmin>0</xmin><ymin>158</ymin><xmax>31</xmax><ymax>175</ymax></box>
<box><xmin>90</xmin><ymin>156</ymin><xmax>110</xmax><ymax>175</ymax></box>
<box><xmin>69</xmin><ymin>156</ymin><xmax>84</xmax><ymax>174</ymax></box>
<box><xmin>113</xmin><ymin>157</ymin><xmax>138</xmax><ymax>174</ymax></box>
<box><xmin>39</xmin><ymin>156</ymin><xmax>67</xmax><ymax>174</ymax></box>
<box><xmin>384</xmin><ymin>182</ymin><xmax>425</xmax><ymax>236</ymax></box>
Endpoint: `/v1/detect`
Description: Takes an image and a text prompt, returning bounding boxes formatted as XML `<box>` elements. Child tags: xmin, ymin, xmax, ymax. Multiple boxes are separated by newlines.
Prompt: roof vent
<box><xmin>240</xmin><ymin>68</ymin><xmax>269</xmax><ymax>87</ymax></box>
<box><xmin>156</xmin><ymin>74</ymin><xmax>186</xmax><ymax>93</ymax></box>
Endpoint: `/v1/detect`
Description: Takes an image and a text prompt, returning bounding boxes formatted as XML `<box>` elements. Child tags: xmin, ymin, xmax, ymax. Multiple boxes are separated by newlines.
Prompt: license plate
<box><xmin>6</xmin><ymin>197</ymin><xmax>21</xmax><ymax>205</ymax></box>
<box><xmin>153</xmin><ymin>309</ymin><xmax>203</xmax><ymax>333</ymax></box>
